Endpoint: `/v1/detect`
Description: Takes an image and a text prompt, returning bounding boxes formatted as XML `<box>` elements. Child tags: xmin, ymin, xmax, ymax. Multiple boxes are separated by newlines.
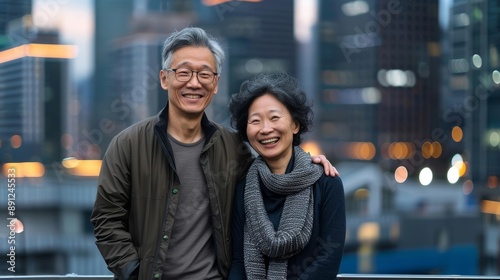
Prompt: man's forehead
<box><xmin>171</xmin><ymin>46</ymin><xmax>216</xmax><ymax>68</ymax></box>
<box><xmin>171</xmin><ymin>46</ymin><xmax>213</xmax><ymax>58</ymax></box>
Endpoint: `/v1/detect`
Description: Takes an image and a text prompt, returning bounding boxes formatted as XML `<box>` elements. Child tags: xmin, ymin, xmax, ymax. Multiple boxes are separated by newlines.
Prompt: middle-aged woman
<box><xmin>227</xmin><ymin>73</ymin><xmax>346</xmax><ymax>280</ymax></box>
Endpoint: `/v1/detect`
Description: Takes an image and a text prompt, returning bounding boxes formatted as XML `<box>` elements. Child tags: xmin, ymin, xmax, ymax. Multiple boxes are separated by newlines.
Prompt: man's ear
<box><xmin>213</xmin><ymin>75</ymin><xmax>220</xmax><ymax>94</ymax></box>
<box><xmin>160</xmin><ymin>70</ymin><xmax>169</xmax><ymax>90</ymax></box>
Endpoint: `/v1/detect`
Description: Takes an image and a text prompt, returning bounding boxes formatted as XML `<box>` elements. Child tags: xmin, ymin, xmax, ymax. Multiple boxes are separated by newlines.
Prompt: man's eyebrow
<box><xmin>174</xmin><ymin>61</ymin><xmax>215</xmax><ymax>70</ymax></box>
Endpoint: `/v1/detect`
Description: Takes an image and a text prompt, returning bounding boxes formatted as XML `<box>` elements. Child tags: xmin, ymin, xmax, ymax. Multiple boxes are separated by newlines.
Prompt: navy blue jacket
<box><xmin>228</xmin><ymin>153</ymin><xmax>346</xmax><ymax>280</ymax></box>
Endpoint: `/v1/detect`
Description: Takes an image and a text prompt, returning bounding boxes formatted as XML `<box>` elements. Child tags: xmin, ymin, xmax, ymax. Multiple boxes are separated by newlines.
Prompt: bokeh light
<box><xmin>487</xmin><ymin>176</ymin><xmax>498</xmax><ymax>189</ymax></box>
<box><xmin>419</xmin><ymin>167</ymin><xmax>433</xmax><ymax>186</ymax></box>
<box><xmin>357</xmin><ymin>222</ymin><xmax>380</xmax><ymax>242</ymax></box>
<box><xmin>421</xmin><ymin>141</ymin><xmax>433</xmax><ymax>159</ymax></box>
<box><xmin>489</xmin><ymin>131</ymin><xmax>500</xmax><ymax>147</ymax></box>
<box><xmin>11</xmin><ymin>218</ymin><xmax>24</xmax><ymax>234</ymax></box>
<box><xmin>377</xmin><ymin>69</ymin><xmax>417</xmax><ymax>87</ymax></box>
<box><xmin>451</xmin><ymin>154</ymin><xmax>464</xmax><ymax>166</ymax></box>
<box><xmin>301</xmin><ymin>141</ymin><xmax>322</xmax><ymax>156</ymax></box>
<box><xmin>447</xmin><ymin>166</ymin><xmax>460</xmax><ymax>184</ymax></box>
<box><xmin>335</xmin><ymin>142</ymin><xmax>376</xmax><ymax>160</ymax></box>
<box><xmin>354</xmin><ymin>188</ymin><xmax>370</xmax><ymax>200</ymax></box>
<box><xmin>64</xmin><ymin>160</ymin><xmax>102</xmax><ymax>177</ymax></box>
<box><xmin>492</xmin><ymin>70</ymin><xmax>500</xmax><ymax>84</ymax></box>
<box><xmin>462</xmin><ymin>180</ymin><xmax>474</xmax><ymax>195</ymax></box>
<box><xmin>10</xmin><ymin>135</ymin><xmax>22</xmax><ymax>149</ymax></box>
<box><xmin>386</xmin><ymin>142</ymin><xmax>414</xmax><ymax>159</ymax></box>
<box><xmin>472</xmin><ymin>54</ymin><xmax>482</xmax><ymax>68</ymax></box>
<box><xmin>452</xmin><ymin>126</ymin><xmax>463</xmax><ymax>142</ymax></box>
<box><xmin>1</xmin><ymin>162</ymin><xmax>45</xmax><ymax>177</ymax></box>
<box><xmin>62</xmin><ymin>157</ymin><xmax>79</xmax><ymax>168</ymax></box>
<box><xmin>432</xmin><ymin>142</ymin><xmax>442</xmax><ymax>158</ymax></box>
<box><xmin>341</xmin><ymin>0</ymin><xmax>369</xmax><ymax>16</ymax></box>
<box><xmin>394</xmin><ymin>166</ymin><xmax>408</xmax><ymax>183</ymax></box>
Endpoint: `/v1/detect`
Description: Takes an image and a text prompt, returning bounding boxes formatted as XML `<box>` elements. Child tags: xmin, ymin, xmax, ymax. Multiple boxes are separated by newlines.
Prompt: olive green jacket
<box><xmin>90</xmin><ymin>104</ymin><xmax>253</xmax><ymax>280</ymax></box>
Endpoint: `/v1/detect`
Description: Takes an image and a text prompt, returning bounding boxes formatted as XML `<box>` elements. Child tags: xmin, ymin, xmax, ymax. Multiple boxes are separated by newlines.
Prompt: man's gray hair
<box><xmin>161</xmin><ymin>27</ymin><xmax>225</xmax><ymax>73</ymax></box>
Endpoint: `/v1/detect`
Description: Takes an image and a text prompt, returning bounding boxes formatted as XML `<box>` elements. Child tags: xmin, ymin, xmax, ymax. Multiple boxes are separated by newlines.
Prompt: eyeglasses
<box><xmin>165</xmin><ymin>68</ymin><xmax>218</xmax><ymax>85</ymax></box>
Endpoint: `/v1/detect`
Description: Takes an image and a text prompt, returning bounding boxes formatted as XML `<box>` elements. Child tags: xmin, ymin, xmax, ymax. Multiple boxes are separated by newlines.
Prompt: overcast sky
<box><xmin>33</xmin><ymin>0</ymin><xmax>94</xmax><ymax>79</ymax></box>
<box><xmin>30</xmin><ymin>0</ymin><xmax>452</xmax><ymax>80</ymax></box>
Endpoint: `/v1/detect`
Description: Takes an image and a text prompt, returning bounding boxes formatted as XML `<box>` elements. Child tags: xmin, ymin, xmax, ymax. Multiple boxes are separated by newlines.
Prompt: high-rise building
<box><xmin>92</xmin><ymin>0</ymin><xmax>134</xmax><ymax>154</ymax></box>
<box><xmin>207</xmin><ymin>0</ymin><xmax>296</xmax><ymax>124</ymax></box>
<box><xmin>450</xmin><ymin>0</ymin><xmax>500</xmax><ymax>274</ymax></box>
<box><xmin>460</xmin><ymin>0</ymin><xmax>500</xmax><ymax>196</ymax></box>
<box><xmin>316</xmin><ymin>0</ymin><xmax>442</xmax><ymax>177</ymax></box>
<box><xmin>448</xmin><ymin>0</ymin><xmax>500</xmax><ymax>194</ymax></box>
<box><xmin>109</xmin><ymin>16</ymin><xmax>190</xmax><ymax>125</ymax></box>
<box><xmin>92</xmin><ymin>0</ymin><xmax>202</xmax><ymax>152</ymax></box>
<box><xmin>0</xmin><ymin>0</ymin><xmax>32</xmax><ymax>39</ymax></box>
<box><xmin>0</xmin><ymin>16</ymin><xmax>105</xmax><ymax>276</ymax></box>
<box><xmin>0</xmin><ymin>22</ymin><xmax>74</xmax><ymax>165</ymax></box>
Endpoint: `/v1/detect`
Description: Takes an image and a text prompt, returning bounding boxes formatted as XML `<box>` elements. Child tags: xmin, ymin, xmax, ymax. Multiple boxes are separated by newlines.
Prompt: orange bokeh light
<box><xmin>10</xmin><ymin>135</ymin><xmax>22</xmax><ymax>149</ymax></box>
<box><xmin>387</xmin><ymin>142</ymin><xmax>414</xmax><ymax>159</ymax></box>
<box><xmin>0</xmin><ymin>43</ymin><xmax>78</xmax><ymax>64</ymax></box>
<box><xmin>421</xmin><ymin>141</ymin><xmax>433</xmax><ymax>159</ymax></box>
<box><xmin>301</xmin><ymin>141</ymin><xmax>322</xmax><ymax>156</ymax></box>
<box><xmin>2</xmin><ymin>162</ymin><xmax>45</xmax><ymax>178</ymax></box>
<box><xmin>64</xmin><ymin>160</ymin><xmax>102</xmax><ymax>177</ymax></box>
<box><xmin>487</xmin><ymin>176</ymin><xmax>498</xmax><ymax>189</ymax></box>
<box><xmin>394</xmin><ymin>166</ymin><xmax>408</xmax><ymax>183</ymax></box>
<box><xmin>432</xmin><ymin>142</ymin><xmax>442</xmax><ymax>158</ymax></box>
<box><xmin>452</xmin><ymin>126</ymin><xmax>463</xmax><ymax>142</ymax></box>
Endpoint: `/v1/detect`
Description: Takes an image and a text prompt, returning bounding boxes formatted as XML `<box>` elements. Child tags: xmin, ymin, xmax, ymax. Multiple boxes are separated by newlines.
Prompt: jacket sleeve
<box><xmin>299</xmin><ymin>176</ymin><xmax>346</xmax><ymax>280</ymax></box>
<box><xmin>235</xmin><ymin>136</ymin><xmax>255</xmax><ymax>182</ymax></box>
<box><xmin>90</xmin><ymin>134</ymin><xmax>140</xmax><ymax>280</ymax></box>
<box><xmin>228</xmin><ymin>180</ymin><xmax>247</xmax><ymax>280</ymax></box>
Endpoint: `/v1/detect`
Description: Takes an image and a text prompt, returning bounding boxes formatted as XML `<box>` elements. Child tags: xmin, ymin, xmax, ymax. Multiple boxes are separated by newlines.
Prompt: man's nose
<box><xmin>186</xmin><ymin>73</ymin><xmax>202</xmax><ymax>87</ymax></box>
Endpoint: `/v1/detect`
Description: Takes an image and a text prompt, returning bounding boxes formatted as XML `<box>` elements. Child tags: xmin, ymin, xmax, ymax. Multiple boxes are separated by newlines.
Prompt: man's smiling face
<box><xmin>160</xmin><ymin>46</ymin><xmax>219</xmax><ymax>118</ymax></box>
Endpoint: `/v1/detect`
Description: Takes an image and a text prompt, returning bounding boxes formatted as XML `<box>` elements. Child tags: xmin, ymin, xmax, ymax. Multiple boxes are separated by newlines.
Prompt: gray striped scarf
<box><xmin>243</xmin><ymin>146</ymin><xmax>323</xmax><ymax>279</ymax></box>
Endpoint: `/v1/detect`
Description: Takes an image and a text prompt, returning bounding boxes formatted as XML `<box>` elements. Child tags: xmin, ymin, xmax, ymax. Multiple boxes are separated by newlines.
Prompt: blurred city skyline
<box><xmin>32</xmin><ymin>0</ymin><xmax>94</xmax><ymax>79</ymax></box>
<box><xmin>28</xmin><ymin>0</ymin><xmax>455</xmax><ymax>76</ymax></box>
<box><xmin>0</xmin><ymin>0</ymin><xmax>499</xmax><ymax>276</ymax></box>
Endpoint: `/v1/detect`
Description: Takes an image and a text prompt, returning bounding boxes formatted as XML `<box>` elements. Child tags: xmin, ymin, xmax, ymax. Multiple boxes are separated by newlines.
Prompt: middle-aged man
<box><xmin>90</xmin><ymin>26</ymin><xmax>338</xmax><ymax>280</ymax></box>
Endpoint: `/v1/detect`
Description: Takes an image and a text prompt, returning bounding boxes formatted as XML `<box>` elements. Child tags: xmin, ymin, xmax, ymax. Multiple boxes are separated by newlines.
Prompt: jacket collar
<box><xmin>156</xmin><ymin>102</ymin><xmax>217</xmax><ymax>143</ymax></box>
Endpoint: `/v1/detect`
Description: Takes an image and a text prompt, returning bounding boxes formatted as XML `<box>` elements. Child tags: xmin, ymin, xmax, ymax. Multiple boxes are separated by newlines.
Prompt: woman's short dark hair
<box><xmin>229</xmin><ymin>72</ymin><xmax>314</xmax><ymax>146</ymax></box>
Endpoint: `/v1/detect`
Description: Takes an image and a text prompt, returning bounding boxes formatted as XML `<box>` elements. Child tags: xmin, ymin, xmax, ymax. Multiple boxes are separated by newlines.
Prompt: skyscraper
<box><xmin>450</xmin><ymin>1</ymin><xmax>500</xmax><ymax>273</ymax></box>
<box><xmin>92</xmin><ymin>0</ymin><xmax>200</xmax><ymax>152</ymax></box>
<box><xmin>208</xmin><ymin>0</ymin><xmax>296</xmax><ymax>124</ymax></box>
<box><xmin>460</xmin><ymin>0</ymin><xmax>500</xmax><ymax>196</ymax></box>
<box><xmin>0</xmin><ymin>0</ymin><xmax>32</xmax><ymax>39</ymax></box>
<box><xmin>0</xmin><ymin>11</ymin><xmax>102</xmax><ymax>275</ymax></box>
<box><xmin>316</xmin><ymin>0</ymin><xmax>442</xmax><ymax>176</ymax></box>
<box><xmin>92</xmin><ymin>0</ymin><xmax>134</xmax><ymax>154</ymax></box>
<box><xmin>0</xmin><ymin>19</ymin><xmax>75</xmax><ymax>165</ymax></box>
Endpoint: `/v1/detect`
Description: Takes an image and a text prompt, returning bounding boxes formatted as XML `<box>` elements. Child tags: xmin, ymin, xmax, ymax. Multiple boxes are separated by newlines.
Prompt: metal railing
<box><xmin>0</xmin><ymin>275</ymin><xmax>499</xmax><ymax>280</ymax></box>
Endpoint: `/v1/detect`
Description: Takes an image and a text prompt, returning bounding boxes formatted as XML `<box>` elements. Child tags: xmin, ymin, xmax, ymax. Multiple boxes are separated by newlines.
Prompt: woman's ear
<box><xmin>293</xmin><ymin>121</ymin><xmax>300</xmax><ymax>134</ymax></box>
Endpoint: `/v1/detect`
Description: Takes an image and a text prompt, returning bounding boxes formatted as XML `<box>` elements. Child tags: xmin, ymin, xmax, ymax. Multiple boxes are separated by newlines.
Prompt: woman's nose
<box><xmin>259</xmin><ymin>121</ymin><xmax>274</xmax><ymax>133</ymax></box>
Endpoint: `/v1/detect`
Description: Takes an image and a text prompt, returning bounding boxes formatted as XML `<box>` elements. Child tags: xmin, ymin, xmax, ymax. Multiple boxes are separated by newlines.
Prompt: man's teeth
<box><xmin>261</xmin><ymin>138</ymin><xmax>278</xmax><ymax>144</ymax></box>
<box><xmin>185</xmin><ymin>94</ymin><xmax>201</xmax><ymax>99</ymax></box>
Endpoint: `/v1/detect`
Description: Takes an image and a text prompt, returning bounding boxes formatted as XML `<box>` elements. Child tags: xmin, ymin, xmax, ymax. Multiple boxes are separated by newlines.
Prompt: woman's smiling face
<box><xmin>246</xmin><ymin>93</ymin><xmax>299</xmax><ymax>166</ymax></box>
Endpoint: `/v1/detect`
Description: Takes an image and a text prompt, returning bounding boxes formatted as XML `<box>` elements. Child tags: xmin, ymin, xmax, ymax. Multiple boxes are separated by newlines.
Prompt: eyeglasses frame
<box><xmin>165</xmin><ymin>68</ymin><xmax>219</xmax><ymax>85</ymax></box>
